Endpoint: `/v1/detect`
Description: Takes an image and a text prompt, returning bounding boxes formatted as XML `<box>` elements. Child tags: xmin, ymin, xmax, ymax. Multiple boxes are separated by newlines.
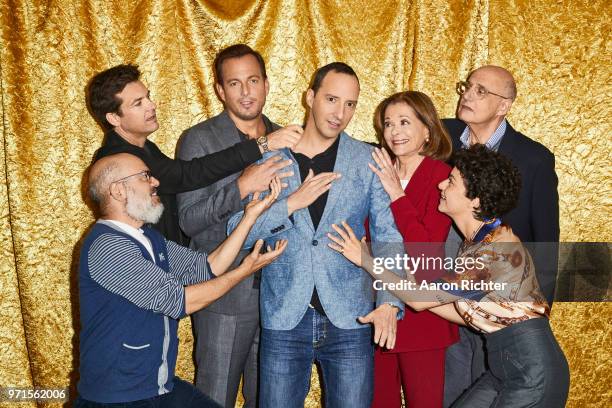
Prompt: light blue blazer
<box><xmin>228</xmin><ymin>133</ymin><xmax>405</xmax><ymax>330</ymax></box>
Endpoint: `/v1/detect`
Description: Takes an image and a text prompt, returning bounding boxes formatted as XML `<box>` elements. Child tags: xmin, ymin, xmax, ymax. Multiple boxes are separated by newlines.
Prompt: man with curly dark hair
<box><xmin>442</xmin><ymin>65</ymin><xmax>560</xmax><ymax>407</ymax></box>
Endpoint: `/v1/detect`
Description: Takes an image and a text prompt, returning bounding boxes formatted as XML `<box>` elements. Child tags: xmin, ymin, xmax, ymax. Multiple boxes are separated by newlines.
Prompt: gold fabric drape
<box><xmin>0</xmin><ymin>1</ymin><xmax>610</xmax><ymax>407</ymax></box>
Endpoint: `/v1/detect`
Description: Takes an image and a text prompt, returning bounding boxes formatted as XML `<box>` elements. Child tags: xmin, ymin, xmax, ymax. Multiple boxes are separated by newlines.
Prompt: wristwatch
<box><xmin>257</xmin><ymin>135</ymin><xmax>270</xmax><ymax>153</ymax></box>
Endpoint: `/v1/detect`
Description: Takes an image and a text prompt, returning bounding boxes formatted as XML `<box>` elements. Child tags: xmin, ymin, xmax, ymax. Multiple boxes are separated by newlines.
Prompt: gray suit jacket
<box><xmin>176</xmin><ymin>111</ymin><xmax>280</xmax><ymax>315</ymax></box>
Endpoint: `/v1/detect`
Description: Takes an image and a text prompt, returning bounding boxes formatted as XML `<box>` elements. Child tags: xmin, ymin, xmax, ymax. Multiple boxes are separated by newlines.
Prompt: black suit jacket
<box><xmin>443</xmin><ymin>119</ymin><xmax>560</xmax><ymax>304</ymax></box>
<box><xmin>93</xmin><ymin>129</ymin><xmax>262</xmax><ymax>244</ymax></box>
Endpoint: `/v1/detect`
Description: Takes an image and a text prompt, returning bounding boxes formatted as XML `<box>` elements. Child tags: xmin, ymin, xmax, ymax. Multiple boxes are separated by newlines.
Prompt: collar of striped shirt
<box><xmin>98</xmin><ymin>219</ymin><xmax>156</xmax><ymax>262</ymax></box>
<box><xmin>460</xmin><ymin>119</ymin><xmax>507</xmax><ymax>152</ymax></box>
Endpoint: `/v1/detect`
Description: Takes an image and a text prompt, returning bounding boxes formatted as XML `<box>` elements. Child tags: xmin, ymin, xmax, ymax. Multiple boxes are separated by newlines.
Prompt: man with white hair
<box><xmin>74</xmin><ymin>153</ymin><xmax>287</xmax><ymax>407</ymax></box>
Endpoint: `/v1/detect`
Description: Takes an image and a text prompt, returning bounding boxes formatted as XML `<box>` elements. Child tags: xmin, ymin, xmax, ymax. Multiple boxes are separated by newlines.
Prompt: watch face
<box><xmin>258</xmin><ymin>136</ymin><xmax>267</xmax><ymax>143</ymax></box>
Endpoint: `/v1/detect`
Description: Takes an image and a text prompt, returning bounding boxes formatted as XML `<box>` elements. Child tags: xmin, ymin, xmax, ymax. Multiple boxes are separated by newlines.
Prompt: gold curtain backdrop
<box><xmin>0</xmin><ymin>0</ymin><xmax>610</xmax><ymax>407</ymax></box>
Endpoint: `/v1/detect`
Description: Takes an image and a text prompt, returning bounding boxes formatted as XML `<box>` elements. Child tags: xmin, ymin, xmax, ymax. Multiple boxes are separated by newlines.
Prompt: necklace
<box><xmin>471</xmin><ymin>218</ymin><xmax>502</xmax><ymax>243</ymax></box>
<box><xmin>468</xmin><ymin>221</ymin><xmax>485</xmax><ymax>243</ymax></box>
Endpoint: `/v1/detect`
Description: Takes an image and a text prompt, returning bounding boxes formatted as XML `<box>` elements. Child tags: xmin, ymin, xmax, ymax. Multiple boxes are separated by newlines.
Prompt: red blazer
<box><xmin>387</xmin><ymin>156</ymin><xmax>458</xmax><ymax>352</ymax></box>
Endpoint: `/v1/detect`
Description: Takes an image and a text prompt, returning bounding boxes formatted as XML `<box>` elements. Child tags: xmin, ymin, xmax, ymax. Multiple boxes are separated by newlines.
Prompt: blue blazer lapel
<box><xmin>315</xmin><ymin>133</ymin><xmax>351</xmax><ymax>236</ymax></box>
<box><xmin>283</xmin><ymin>148</ymin><xmax>315</xmax><ymax>233</ymax></box>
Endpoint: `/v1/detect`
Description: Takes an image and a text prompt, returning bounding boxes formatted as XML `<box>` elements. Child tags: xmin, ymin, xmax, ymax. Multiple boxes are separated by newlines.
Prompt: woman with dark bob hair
<box><xmin>367</xmin><ymin>90</ymin><xmax>457</xmax><ymax>407</ymax></box>
<box><xmin>329</xmin><ymin>144</ymin><xmax>570</xmax><ymax>407</ymax></box>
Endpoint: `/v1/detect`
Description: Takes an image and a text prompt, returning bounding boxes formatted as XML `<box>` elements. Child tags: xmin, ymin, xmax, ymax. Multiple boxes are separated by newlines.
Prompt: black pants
<box><xmin>453</xmin><ymin>318</ymin><xmax>569</xmax><ymax>408</ymax></box>
<box><xmin>73</xmin><ymin>377</ymin><xmax>222</xmax><ymax>408</ymax></box>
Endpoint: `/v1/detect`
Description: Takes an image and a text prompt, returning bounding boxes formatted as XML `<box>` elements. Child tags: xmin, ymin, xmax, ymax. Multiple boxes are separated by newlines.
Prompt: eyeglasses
<box><xmin>456</xmin><ymin>81</ymin><xmax>512</xmax><ymax>100</ymax></box>
<box><xmin>111</xmin><ymin>170</ymin><xmax>152</xmax><ymax>185</ymax></box>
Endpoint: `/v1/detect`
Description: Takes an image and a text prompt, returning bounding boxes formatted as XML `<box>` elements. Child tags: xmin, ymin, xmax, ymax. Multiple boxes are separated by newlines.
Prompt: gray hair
<box><xmin>88</xmin><ymin>159</ymin><xmax>119</xmax><ymax>209</ymax></box>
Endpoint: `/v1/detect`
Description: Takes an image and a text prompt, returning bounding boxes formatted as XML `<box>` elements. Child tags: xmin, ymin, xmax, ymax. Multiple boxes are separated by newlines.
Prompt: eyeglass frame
<box><xmin>456</xmin><ymin>80</ymin><xmax>512</xmax><ymax>100</ymax></box>
<box><xmin>110</xmin><ymin>170</ymin><xmax>152</xmax><ymax>185</ymax></box>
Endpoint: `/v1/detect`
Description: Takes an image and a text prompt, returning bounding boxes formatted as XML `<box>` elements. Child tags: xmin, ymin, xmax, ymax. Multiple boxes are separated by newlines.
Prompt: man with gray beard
<box><xmin>123</xmin><ymin>173</ymin><xmax>165</xmax><ymax>224</ymax></box>
<box><xmin>75</xmin><ymin>152</ymin><xmax>287</xmax><ymax>407</ymax></box>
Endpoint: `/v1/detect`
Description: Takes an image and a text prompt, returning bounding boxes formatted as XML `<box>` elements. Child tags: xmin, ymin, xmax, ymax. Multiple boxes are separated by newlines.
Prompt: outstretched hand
<box><xmin>267</xmin><ymin>124</ymin><xmax>304</xmax><ymax>151</ymax></box>
<box><xmin>238</xmin><ymin>155</ymin><xmax>293</xmax><ymax>197</ymax></box>
<box><xmin>368</xmin><ymin>147</ymin><xmax>405</xmax><ymax>202</ymax></box>
<box><xmin>242</xmin><ymin>238</ymin><xmax>288</xmax><ymax>273</ymax></box>
<box><xmin>327</xmin><ymin>221</ymin><xmax>369</xmax><ymax>267</ymax></box>
<box><xmin>244</xmin><ymin>176</ymin><xmax>282</xmax><ymax>221</ymax></box>
<box><xmin>358</xmin><ymin>304</ymin><xmax>398</xmax><ymax>349</ymax></box>
<box><xmin>287</xmin><ymin>169</ymin><xmax>340</xmax><ymax>215</ymax></box>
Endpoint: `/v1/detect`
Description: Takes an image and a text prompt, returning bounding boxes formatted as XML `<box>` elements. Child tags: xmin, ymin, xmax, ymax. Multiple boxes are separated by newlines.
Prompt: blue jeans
<box><xmin>260</xmin><ymin>307</ymin><xmax>374</xmax><ymax>408</ymax></box>
<box><xmin>73</xmin><ymin>377</ymin><xmax>221</xmax><ymax>407</ymax></box>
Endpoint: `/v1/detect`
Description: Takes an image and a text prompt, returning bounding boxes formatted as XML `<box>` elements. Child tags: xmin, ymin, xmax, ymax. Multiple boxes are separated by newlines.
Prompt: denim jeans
<box><xmin>260</xmin><ymin>307</ymin><xmax>374</xmax><ymax>408</ymax></box>
<box><xmin>73</xmin><ymin>377</ymin><xmax>221</xmax><ymax>408</ymax></box>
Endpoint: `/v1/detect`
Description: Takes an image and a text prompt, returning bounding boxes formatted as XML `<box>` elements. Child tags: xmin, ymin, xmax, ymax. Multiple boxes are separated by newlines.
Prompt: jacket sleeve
<box><xmin>176</xmin><ymin>127</ymin><xmax>247</xmax><ymax>237</ymax></box>
<box><xmin>227</xmin><ymin>196</ymin><xmax>295</xmax><ymax>249</ymax></box>
<box><xmin>147</xmin><ymin>137</ymin><xmax>262</xmax><ymax>194</ymax></box>
<box><xmin>367</xmin><ymin>164</ymin><xmax>406</xmax><ymax>316</ymax></box>
<box><xmin>390</xmin><ymin>164</ymin><xmax>451</xmax><ymax>283</ymax></box>
<box><xmin>530</xmin><ymin>151</ymin><xmax>560</xmax><ymax>242</ymax></box>
<box><xmin>529</xmin><ymin>150</ymin><xmax>560</xmax><ymax>304</ymax></box>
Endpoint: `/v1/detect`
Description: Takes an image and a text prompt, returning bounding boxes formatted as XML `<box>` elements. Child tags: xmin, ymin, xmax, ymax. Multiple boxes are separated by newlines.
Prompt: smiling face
<box><xmin>106</xmin><ymin>81</ymin><xmax>158</xmax><ymax>140</ymax></box>
<box><xmin>124</xmin><ymin>179</ymin><xmax>163</xmax><ymax>225</ymax></box>
<box><xmin>457</xmin><ymin>67</ymin><xmax>513</xmax><ymax>127</ymax></box>
<box><xmin>215</xmin><ymin>54</ymin><xmax>269</xmax><ymax>122</ymax></box>
<box><xmin>438</xmin><ymin>167</ymin><xmax>479</xmax><ymax>219</ymax></box>
<box><xmin>382</xmin><ymin>102</ymin><xmax>429</xmax><ymax>159</ymax></box>
<box><xmin>112</xmin><ymin>154</ymin><xmax>163</xmax><ymax>225</ymax></box>
<box><xmin>305</xmin><ymin>71</ymin><xmax>360</xmax><ymax>140</ymax></box>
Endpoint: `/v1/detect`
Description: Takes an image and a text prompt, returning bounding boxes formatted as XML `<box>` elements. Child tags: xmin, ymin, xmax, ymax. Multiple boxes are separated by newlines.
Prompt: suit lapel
<box><xmin>285</xmin><ymin>149</ymin><xmax>316</xmax><ymax>234</ymax></box>
<box><xmin>404</xmin><ymin>156</ymin><xmax>431</xmax><ymax>208</ymax></box>
<box><xmin>213</xmin><ymin>111</ymin><xmax>243</xmax><ymax>145</ymax></box>
<box><xmin>498</xmin><ymin>122</ymin><xmax>517</xmax><ymax>157</ymax></box>
<box><xmin>315</xmin><ymin>133</ymin><xmax>351</xmax><ymax>236</ymax></box>
<box><xmin>451</xmin><ymin>125</ymin><xmax>464</xmax><ymax>151</ymax></box>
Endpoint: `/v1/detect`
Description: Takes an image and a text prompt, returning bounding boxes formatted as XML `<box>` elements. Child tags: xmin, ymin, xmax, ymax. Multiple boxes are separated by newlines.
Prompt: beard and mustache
<box><xmin>125</xmin><ymin>185</ymin><xmax>164</xmax><ymax>225</ymax></box>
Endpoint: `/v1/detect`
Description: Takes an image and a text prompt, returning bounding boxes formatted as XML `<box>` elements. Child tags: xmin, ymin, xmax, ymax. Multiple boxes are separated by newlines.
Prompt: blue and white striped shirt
<box><xmin>459</xmin><ymin>119</ymin><xmax>507</xmax><ymax>152</ymax></box>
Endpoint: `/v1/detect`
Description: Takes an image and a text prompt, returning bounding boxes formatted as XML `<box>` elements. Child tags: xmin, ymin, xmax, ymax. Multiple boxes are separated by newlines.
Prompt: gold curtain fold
<box><xmin>0</xmin><ymin>1</ymin><xmax>610</xmax><ymax>407</ymax></box>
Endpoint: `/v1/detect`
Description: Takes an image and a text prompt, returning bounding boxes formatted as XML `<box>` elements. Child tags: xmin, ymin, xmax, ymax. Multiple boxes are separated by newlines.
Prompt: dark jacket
<box><xmin>443</xmin><ymin>119</ymin><xmax>560</xmax><ymax>304</ymax></box>
<box><xmin>94</xmin><ymin>129</ymin><xmax>261</xmax><ymax>244</ymax></box>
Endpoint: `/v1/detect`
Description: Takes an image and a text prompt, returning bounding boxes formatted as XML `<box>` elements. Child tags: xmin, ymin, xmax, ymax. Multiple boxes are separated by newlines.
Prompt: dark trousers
<box><xmin>193</xmin><ymin>309</ymin><xmax>259</xmax><ymax>408</ymax></box>
<box><xmin>443</xmin><ymin>326</ymin><xmax>487</xmax><ymax>407</ymax></box>
<box><xmin>73</xmin><ymin>377</ymin><xmax>222</xmax><ymax>408</ymax></box>
<box><xmin>453</xmin><ymin>318</ymin><xmax>569</xmax><ymax>408</ymax></box>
